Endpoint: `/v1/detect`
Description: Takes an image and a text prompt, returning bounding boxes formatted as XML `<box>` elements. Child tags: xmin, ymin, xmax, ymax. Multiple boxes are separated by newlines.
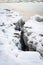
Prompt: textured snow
<box><xmin>24</xmin><ymin>15</ymin><xmax>43</xmax><ymax>34</ymax></box>
<box><xmin>24</xmin><ymin>15</ymin><xmax>43</xmax><ymax>56</ymax></box>
<box><xmin>0</xmin><ymin>9</ymin><xmax>43</xmax><ymax>65</ymax></box>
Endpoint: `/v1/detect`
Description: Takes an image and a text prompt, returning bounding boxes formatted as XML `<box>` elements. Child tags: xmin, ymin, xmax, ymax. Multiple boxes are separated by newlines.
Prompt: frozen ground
<box><xmin>0</xmin><ymin>8</ymin><xmax>43</xmax><ymax>65</ymax></box>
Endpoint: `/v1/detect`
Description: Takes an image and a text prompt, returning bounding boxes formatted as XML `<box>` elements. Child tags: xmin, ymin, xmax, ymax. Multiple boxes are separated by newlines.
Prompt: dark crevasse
<box><xmin>20</xmin><ymin>31</ymin><xmax>29</xmax><ymax>51</ymax></box>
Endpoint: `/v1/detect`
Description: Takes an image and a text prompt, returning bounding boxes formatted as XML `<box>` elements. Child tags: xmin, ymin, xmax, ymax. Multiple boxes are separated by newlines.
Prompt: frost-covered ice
<box><xmin>0</xmin><ymin>8</ymin><xmax>43</xmax><ymax>65</ymax></box>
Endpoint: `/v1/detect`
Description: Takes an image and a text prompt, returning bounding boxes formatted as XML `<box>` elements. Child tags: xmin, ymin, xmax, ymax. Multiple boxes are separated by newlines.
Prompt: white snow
<box><xmin>24</xmin><ymin>15</ymin><xmax>43</xmax><ymax>57</ymax></box>
<box><xmin>24</xmin><ymin>18</ymin><xmax>43</xmax><ymax>34</ymax></box>
<box><xmin>0</xmin><ymin>8</ymin><xmax>43</xmax><ymax>65</ymax></box>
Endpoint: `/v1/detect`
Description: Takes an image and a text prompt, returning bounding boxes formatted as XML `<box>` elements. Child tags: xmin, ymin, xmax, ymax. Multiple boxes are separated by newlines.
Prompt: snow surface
<box><xmin>24</xmin><ymin>15</ymin><xmax>43</xmax><ymax>34</ymax></box>
<box><xmin>0</xmin><ymin>9</ymin><xmax>43</xmax><ymax>65</ymax></box>
<box><xmin>24</xmin><ymin>15</ymin><xmax>43</xmax><ymax>56</ymax></box>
